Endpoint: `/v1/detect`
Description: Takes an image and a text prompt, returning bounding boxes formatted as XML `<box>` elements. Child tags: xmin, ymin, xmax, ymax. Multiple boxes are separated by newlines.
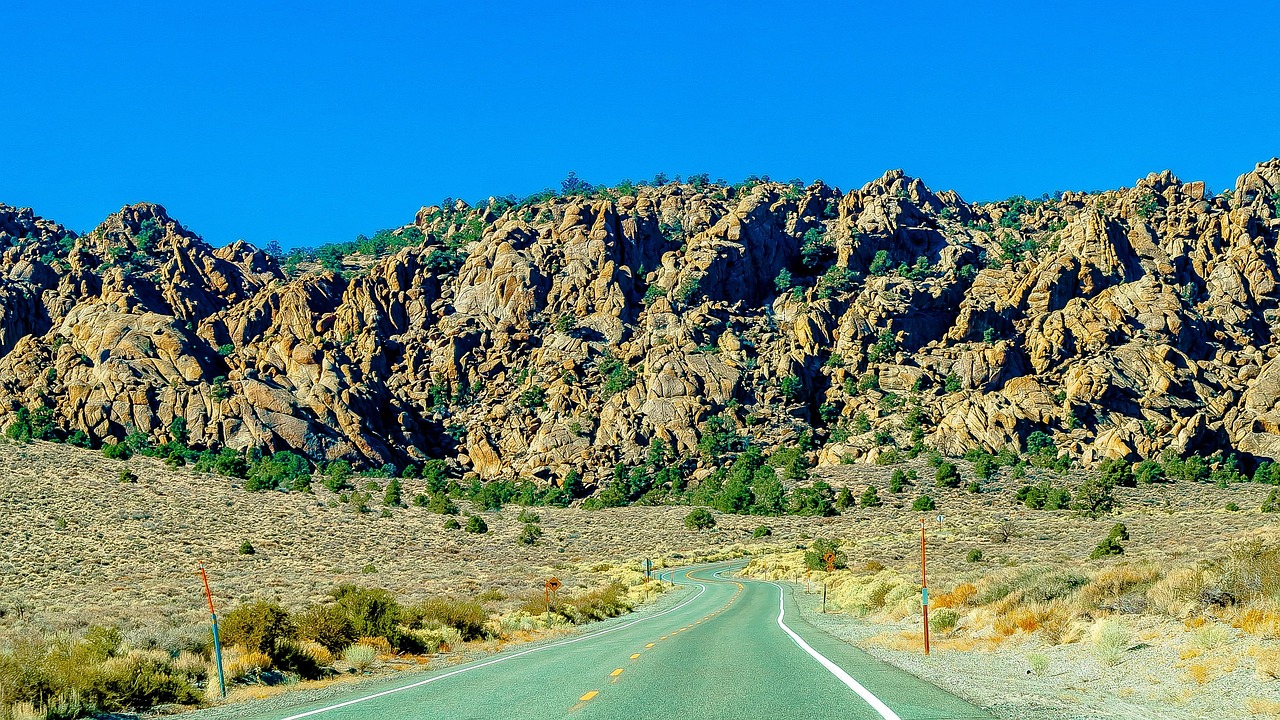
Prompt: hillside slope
<box><xmin>2</xmin><ymin>162</ymin><xmax>1279</xmax><ymax>488</ymax></box>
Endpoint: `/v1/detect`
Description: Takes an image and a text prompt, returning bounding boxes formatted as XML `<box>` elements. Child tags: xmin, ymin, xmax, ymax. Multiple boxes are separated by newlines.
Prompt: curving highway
<box><xmin>239</xmin><ymin>563</ymin><xmax>991</xmax><ymax>719</ymax></box>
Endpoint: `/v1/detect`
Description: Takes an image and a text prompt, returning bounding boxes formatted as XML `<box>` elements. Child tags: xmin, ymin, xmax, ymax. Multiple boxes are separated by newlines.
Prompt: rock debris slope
<box><xmin>2</xmin><ymin>161</ymin><xmax>1279</xmax><ymax>486</ymax></box>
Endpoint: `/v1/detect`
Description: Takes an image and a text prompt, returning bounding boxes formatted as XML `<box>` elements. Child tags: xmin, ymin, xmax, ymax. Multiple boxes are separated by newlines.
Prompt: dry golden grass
<box><xmin>1251</xmin><ymin>645</ymin><xmax>1280</xmax><ymax>681</ymax></box>
<box><xmin>1247</xmin><ymin>698</ymin><xmax>1280</xmax><ymax>717</ymax></box>
<box><xmin>223</xmin><ymin>647</ymin><xmax>272</xmax><ymax>681</ymax></box>
<box><xmin>931</xmin><ymin>582</ymin><xmax>975</xmax><ymax>609</ymax></box>
<box><xmin>1232</xmin><ymin>605</ymin><xmax>1280</xmax><ymax>639</ymax></box>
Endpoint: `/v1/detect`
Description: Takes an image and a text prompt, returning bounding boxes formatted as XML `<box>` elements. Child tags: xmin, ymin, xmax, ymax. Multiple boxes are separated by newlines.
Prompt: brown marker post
<box><xmin>822</xmin><ymin>551</ymin><xmax>836</xmax><ymax>614</ymax></box>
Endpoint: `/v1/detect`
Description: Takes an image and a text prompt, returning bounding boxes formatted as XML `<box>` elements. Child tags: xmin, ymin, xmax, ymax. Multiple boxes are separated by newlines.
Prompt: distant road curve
<box><xmin>230</xmin><ymin>562</ymin><xmax>991</xmax><ymax>719</ymax></box>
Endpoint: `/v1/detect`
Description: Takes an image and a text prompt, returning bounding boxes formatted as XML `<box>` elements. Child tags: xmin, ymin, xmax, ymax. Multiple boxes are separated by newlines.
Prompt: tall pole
<box><xmin>921</xmin><ymin>519</ymin><xmax>930</xmax><ymax>656</ymax></box>
<box><xmin>199</xmin><ymin>563</ymin><xmax>227</xmax><ymax>698</ymax></box>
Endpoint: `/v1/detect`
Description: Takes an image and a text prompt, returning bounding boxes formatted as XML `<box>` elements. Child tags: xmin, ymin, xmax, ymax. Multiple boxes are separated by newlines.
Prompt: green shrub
<box><xmin>245</xmin><ymin>451</ymin><xmax>312</xmax><ymax>492</ymax></box>
<box><xmin>5</xmin><ymin>406</ymin><xmax>55</xmax><ymax>443</ymax></box>
<box><xmin>803</xmin><ymin>538</ymin><xmax>847</xmax><ymax>570</ymax></box>
<box><xmin>966</xmin><ymin>549</ymin><xmax>983</xmax><ymax>563</ymax></box>
<box><xmin>415</xmin><ymin>492</ymin><xmax>459</xmax><ymax>514</ymax></box>
<box><xmin>859</xmin><ymin>485</ymin><xmax>882</xmax><ymax>508</ymax></box>
<box><xmin>869</xmin><ymin>250</ymin><xmax>890</xmax><ymax>276</ymax></box>
<box><xmin>774</xmin><ymin>268</ymin><xmax>793</xmax><ymax>292</ymax></box>
<box><xmin>944</xmin><ymin>374</ymin><xmax>962</xmax><ymax>393</ymax></box>
<box><xmin>866</xmin><ymin>331</ymin><xmax>897</xmax><ymax>364</ymax></box>
<box><xmin>752</xmin><ymin>525</ymin><xmax>772</xmax><ymax>538</ymax></box>
<box><xmin>935</xmin><ymin>462</ymin><xmax>960</xmax><ymax>488</ymax></box>
<box><xmin>238</xmin><ymin>540</ymin><xmax>255</xmax><ymax>555</ymax></box>
<box><xmin>465</xmin><ymin>515</ymin><xmax>488</xmax><ymax>533</ymax></box>
<box><xmin>1016</xmin><ymin>481</ymin><xmax>1071</xmax><ymax>510</ymax></box>
<box><xmin>834</xmin><ymin>486</ymin><xmax>854</xmax><ymax>510</ymax></box>
<box><xmin>684</xmin><ymin>507</ymin><xmax>716</xmax><ymax>530</ymax></box>
<box><xmin>1253</xmin><ymin>460</ymin><xmax>1280</xmax><ymax>485</ymax></box>
<box><xmin>296</xmin><ymin>604</ymin><xmax>358</xmax><ymax>653</ymax></box>
<box><xmin>876</xmin><ymin>449</ymin><xmax>903</xmax><ymax>465</ymax></box>
<box><xmin>560</xmin><ymin>582</ymin><xmax>633</xmax><ymax>624</ymax></box>
<box><xmin>779</xmin><ymin>375</ymin><xmax>803</xmax><ymax>400</ymax></box>
<box><xmin>1098</xmin><ymin>457</ymin><xmax>1135</xmax><ymax>487</ymax></box>
<box><xmin>676</xmin><ymin>275</ymin><xmax>702</xmax><ymax>305</ymax></box>
<box><xmin>1135</xmin><ymin>459</ymin><xmax>1165</xmax><ymax>484</ymax></box>
<box><xmin>332</xmin><ymin>585</ymin><xmax>403</xmax><ymax>646</ymax></box>
<box><xmin>383</xmin><ymin>477</ymin><xmax>403</xmax><ymax>507</ymax></box>
<box><xmin>912</xmin><ymin>495</ymin><xmax>936</xmax><ymax>511</ymax></box>
<box><xmin>1162</xmin><ymin>452</ymin><xmax>1209</xmax><ymax>483</ymax></box>
<box><xmin>517</xmin><ymin>386</ymin><xmax>547</xmax><ymax>409</ymax></box>
<box><xmin>972</xmin><ymin>453</ymin><xmax>998</xmax><ymax>481</ymax></box>
<box><xmin>79</xmin><ymin>651</ymin><xmax>201</xmax><ymax>711</ymax></box>
<box><xmin>1089</xmin><ymin>523</ymin><xmax>1128</xmax><ymax>559</ymax></box>
<box><xmin>929</xmin><ymin>608</ymin><xmax>959</xmax><ymax>632</ymax></box>
<box><xmin>1072</xmin><ymin>476</ymin><xmax>1117</xmax><ymax>518</ymax></box>
<box><xmin>1262</xmin><ymin>488</ymin><xmax>1279</xmax><ymax>513</ymax></box>
<box><xmin>598</xmin><ymin>353</ymin><xmax>637</xmax><ymax>399</ymax></box>
<box><xmin>788</xmin><ymin>481</ymin><xmax>837</xmax><ymax>516</ymax></box>
<box><xmin>518</xmin><ymin>522</ymin><xmax>543</xmax><ymax>545</ymax></box>
<box><xmin>408</xmin><ymin>597</ymin><xmax>490</xmax><ymax>641</ymax></box>
<box><xmin>221</xmin><ymin>601</ymin><xmax>295</xmax><ymax>658</ymax></box>
<box><xmin>443</xmin><ymin>516</ymin><xmax>461</xmax><ymax>530</ymax></box>
<box><xmin>1025</xmin><ymin>431</ymin><xmax>1056</xmax><ymax>455</ymax></box>
<box><xmin>102</xmin><ymin>441</ymin><xmax>132</xmax><ymax>460</ymax></box>
<box><xmin>890</xmin><ymin>468</ymin><xmax>914</xmax><ymax>493</ymax></box>
<box><xmin>553</xmin><ymin>314</ymin><xmax>576</xmax><ymax>333</ymax></box>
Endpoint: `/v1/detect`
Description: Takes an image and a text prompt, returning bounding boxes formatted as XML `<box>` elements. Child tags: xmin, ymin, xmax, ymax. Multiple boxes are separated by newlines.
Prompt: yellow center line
<box><xmin>580</xmin><ymin>691</ymin><xmax>599</xmax><ymax>702</ymax></box>
<box><xmin>645</xmin><ymin>643</ymin><xmax>655</xmax><ymax>648</ymax></box>
<box><xmin>630</xmin><ymin>653</ymin><xmax>641</xmax><ymax>659</ymax></box>
<box><xmin>610</xmin><ymin>668</ymin><xmax>624</xmax><ymax>677</ymax></box>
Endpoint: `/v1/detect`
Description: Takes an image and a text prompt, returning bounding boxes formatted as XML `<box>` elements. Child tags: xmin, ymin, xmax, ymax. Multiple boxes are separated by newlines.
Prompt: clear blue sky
<box><xmin>5</xmin><ymin>1</ymin><xmax>1278</xmax><ymax>249</ymax></box>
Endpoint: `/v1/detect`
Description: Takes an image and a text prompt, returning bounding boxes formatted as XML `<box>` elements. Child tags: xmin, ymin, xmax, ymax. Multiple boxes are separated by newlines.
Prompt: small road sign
<box><xmin>823</xmin><ymin>551</ymin><xmax>837</xmax><ymax>573</ymax></box>
<box><xmin>544</xmin><ymin>577</ymin><xmax>561</xmax><ymax>616</ymax></box>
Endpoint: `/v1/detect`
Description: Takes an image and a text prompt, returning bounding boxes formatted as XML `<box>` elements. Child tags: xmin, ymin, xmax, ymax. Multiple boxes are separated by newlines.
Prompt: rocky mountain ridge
<box><xmin>2</xmin><ymin>160</ymin><xmax>1280</xmax><ymax>488</ymax></box>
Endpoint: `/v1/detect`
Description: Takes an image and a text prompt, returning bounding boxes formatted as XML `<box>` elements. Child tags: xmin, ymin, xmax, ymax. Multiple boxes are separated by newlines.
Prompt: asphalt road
<box><xmin>245</xmin><ymin>564</ymin><xmax>991</xmax><ymax>720</ymax></box>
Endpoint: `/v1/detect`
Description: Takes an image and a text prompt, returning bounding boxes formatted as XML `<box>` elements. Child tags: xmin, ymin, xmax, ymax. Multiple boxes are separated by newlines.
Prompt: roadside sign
<box><xmin>544</xmin><ymin>576</ymin><xmax>561</xmax><ymax>617</ymax></box>
<box><xmin>823</xmin><ymin>551</ymin><xmax>836</xmax><ymax>573</ymax></box>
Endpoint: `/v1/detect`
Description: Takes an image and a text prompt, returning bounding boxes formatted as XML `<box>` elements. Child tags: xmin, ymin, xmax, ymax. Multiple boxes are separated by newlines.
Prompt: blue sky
<box><xmin>4</xmin><ymin>1</ymin><xmax>1278</xmax><ymax>249</ymax></box>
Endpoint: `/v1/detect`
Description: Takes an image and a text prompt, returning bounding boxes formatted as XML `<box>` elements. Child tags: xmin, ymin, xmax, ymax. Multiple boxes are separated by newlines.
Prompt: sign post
<box><xmin>822</xmin><ymin>551</ymin><xmax>836</xmax><ymax>614</ymax></box>
<box><xmin>545</xmin><ymin>577</ymin><xmax>561</xmax><ymax>619</ymax></box>
<box><xmin>645</xmin><ymin>558</ymin><xmax>652</xmax><ymax>580</ymax></box>
<box><xmin>920</xmin><ymin>519</ymin><xmax>930</xmax><ymax>656</ymax></box>
<box><xmin>199</xmin><ymin>563</ymin><xmax>226</xmax><ymax>698</ymax></box>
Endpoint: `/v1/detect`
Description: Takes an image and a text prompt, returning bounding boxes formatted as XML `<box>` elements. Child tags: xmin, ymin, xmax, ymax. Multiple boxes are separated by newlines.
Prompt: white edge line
<box><xmin>278</xmin><ymin>564</ymin><xmax>726</xmax><ymax>720</ymax></box>
<box><xmin>767</xmin><ymin>581</ymin><xmax>902</xmax><ymax>720</ymax></box>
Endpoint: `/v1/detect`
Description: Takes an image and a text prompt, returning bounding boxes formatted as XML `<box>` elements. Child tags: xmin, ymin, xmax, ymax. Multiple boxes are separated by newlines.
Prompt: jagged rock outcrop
<box><xmin>2</xmin><ymin>159</ymin><xmax>1280</xmax><ymax>487</ymax></box>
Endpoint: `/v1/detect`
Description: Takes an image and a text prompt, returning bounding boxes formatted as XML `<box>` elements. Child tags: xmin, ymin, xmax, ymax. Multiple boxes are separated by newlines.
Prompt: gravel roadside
<box><xmin>780</xmin><ymin>580</ymin><xmax>1278</xmax><ymax>720</ymax></box>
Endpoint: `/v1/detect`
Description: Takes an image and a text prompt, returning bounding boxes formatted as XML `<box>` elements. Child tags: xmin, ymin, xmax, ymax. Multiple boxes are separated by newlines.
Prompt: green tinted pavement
<box><xmin>238</xmin><ymin>564</ymin><xmax>992</xmax><ymax>719</ymax></box>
